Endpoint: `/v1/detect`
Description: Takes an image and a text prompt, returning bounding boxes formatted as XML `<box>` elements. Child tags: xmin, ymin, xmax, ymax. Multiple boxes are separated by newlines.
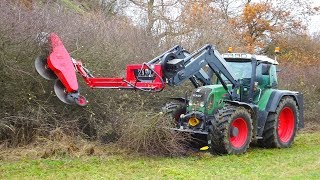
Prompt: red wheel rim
<box><xmin>277</xmin><ymin>107</ymin><xmax>294</xmax><ymax>143</ymax></box>
<box><xmin>230</xmin><ymin>118</ymin><xmax>248</xmax><ymax>148</ymax></box>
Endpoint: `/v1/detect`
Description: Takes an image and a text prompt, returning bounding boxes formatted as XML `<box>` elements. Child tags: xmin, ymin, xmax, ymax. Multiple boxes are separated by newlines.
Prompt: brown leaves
<box><xmin>232</xmin><ymin>0</ymin><xmax>312</xmax><ymax>52</ymax></box>
<box><xmin>181</xmin><ymin>0</ymin><xmax>216</xmax><ymax>28</ymax></box>
<box><xmin>237</xmin><ymin>3</ymin><xmax>278</xmax><ymax>51</ymax></box>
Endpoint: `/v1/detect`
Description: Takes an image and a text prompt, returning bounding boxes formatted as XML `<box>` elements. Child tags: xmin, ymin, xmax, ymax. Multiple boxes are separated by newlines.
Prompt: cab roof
<box><xmin>222</xmin><ymin>53</ymin><xmax>279</xmax><ymax>65</ymax></box>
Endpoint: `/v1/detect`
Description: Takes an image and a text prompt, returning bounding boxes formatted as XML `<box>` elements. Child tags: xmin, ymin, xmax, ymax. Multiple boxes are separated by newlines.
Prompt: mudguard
<box><xmin>257</xmin><ymin>90</ymin><xmax>304</xmax><ymax>137</ymax></box>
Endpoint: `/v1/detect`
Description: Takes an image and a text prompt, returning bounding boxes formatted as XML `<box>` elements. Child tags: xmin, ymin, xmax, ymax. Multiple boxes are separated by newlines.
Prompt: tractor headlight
<box><xmin>188</xmin><ymin>101</ymin><xmax>205</xmax><ymax>108</ymax></box>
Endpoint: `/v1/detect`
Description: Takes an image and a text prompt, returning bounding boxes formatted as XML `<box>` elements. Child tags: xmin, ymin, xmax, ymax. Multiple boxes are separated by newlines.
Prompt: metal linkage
<box><xmin>74</xmin><ymin>60</ymin><xmax>165</xmax><ymax>92</ymax></box>
<box><xmin>161</xmin><ymin>44</ymin><xmax>240</xmax><ymax>101</ymax></box>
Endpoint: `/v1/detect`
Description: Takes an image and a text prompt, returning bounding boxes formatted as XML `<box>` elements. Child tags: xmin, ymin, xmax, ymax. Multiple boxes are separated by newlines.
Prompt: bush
<box><xmin>1</xmin><ymin>0</ymin><xmax>319</xmax><ymax>155</ymax></box>
<box><xmin>0</xmin><ymin>1</ymin><xmax>187</xmax><ymax>150</ymax></box>
<box><xmin>117</xmin><ymin>112</ymin><xmax>190</xmax><ymax>156</ymax></box>
<box><xmin>0</xmin><ymin>1</ymin><xmax>205</xmax><ymax>150</ymax></box>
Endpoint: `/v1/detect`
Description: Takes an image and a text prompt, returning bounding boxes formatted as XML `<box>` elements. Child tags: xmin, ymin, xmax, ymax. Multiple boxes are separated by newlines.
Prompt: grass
<box><xmin>1</xmin><ymin>132</ymin><xmax>320</xmax><ymax>179</ymax></box>
<box><xmin>60</xmin><ymin>0</ymin><xmax>86</xmax><ymax>14</ymax></box>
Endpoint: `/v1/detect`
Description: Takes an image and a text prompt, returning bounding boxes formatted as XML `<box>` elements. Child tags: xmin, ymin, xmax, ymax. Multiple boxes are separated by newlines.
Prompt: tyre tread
<box><xmin>260</xmin><ymin>96</ymin><xmax>299</xmax><ymax>148</ymax></box>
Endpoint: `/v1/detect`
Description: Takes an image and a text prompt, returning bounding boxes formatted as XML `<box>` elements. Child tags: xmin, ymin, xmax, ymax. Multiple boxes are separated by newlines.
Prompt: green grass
<box><xmin>1</xmin><ymin>133</ymin><xmax>320</xmax><ymax>179</ymax></box>
<box><xmin>60</xmin><ymin>0</ymin><xmax>86</xmax><ymax>14</ymax></box>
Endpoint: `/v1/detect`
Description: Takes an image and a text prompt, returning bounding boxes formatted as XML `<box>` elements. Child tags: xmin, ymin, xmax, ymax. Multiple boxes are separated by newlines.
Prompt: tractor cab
<box><xmin>222</xmin><ymin>53</ymin><xmax>279</xmax><ymax>103</ymax></box>
<box><xmin>184</xmin><ymin>53</ymin><xmax>280</xmax><ymax>130</ymax></box>
<box><xmin>222</xmin><ymin>53</ymin><xmax>278</xmax><ymax>87</ymax></box>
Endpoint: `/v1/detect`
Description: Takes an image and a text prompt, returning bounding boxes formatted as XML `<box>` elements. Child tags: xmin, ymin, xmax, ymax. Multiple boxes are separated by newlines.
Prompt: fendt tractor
<box><xmin>35</xmin><ymin>33</ymin><xmax>303</xmax><ymax>154</ymax></box>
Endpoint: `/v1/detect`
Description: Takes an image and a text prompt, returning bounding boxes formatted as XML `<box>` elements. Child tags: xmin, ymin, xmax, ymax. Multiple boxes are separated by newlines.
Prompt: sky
<box><xmin>309</xmin><ymin>0</ymin><xmax>320</xmax><ymax>34</ymax></box>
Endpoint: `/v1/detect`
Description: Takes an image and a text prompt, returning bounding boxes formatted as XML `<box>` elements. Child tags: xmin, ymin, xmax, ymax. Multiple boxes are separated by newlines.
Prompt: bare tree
<box><xmin>100</xmin><ymin>0</ymin><xmax>118</xmax><ymax>15</ymax></box>
<box><xmin>212</xmin><ymin>0</ymin><xmax>239</xmax><ymax>18</ymax></box>
<box><xmin>126</xmin><ymin>0</ymin><xmax>187</xmax><ymax>40</ymax></box>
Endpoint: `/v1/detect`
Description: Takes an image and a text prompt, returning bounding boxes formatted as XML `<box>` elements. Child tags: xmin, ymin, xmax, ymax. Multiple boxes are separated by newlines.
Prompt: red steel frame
<box><xmin>75</xmin><ymin>61</ymin><xmax>165</xmax><ymax>91</ymax></box>
<box><xmin>47</xmin><ymin>33</ymin><xmax>165</xmax><ymax>93</ymax></box>
<box><xmin>47</xmin><ymin>33</ymin><xmax>79</xmax><ymax>93</ymax></box>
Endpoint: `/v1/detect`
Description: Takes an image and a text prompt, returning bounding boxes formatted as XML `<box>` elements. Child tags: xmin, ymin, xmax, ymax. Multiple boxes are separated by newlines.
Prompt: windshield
<box><xmin>227</xmin><ymin>61</ymin><xmax>252</xmax><ymax>79</ymax></box>
<box><xmin>219</xmin><ymin>61</ymin><xmax>261</xmax><ymax>82</ymax></box>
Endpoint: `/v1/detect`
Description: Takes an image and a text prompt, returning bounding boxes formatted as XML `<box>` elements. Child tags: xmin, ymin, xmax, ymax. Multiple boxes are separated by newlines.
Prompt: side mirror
<box><xmin>262</xmin><ymin>64</ymin><xmax>271</xmax><ymax>75</ymax></box>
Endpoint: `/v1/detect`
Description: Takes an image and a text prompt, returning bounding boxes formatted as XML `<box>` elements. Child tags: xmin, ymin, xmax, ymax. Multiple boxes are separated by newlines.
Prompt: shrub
<box><xmin>117</xmin><ymin>112</ymin><xmax>190</xmax><ymax>156</ymax></box>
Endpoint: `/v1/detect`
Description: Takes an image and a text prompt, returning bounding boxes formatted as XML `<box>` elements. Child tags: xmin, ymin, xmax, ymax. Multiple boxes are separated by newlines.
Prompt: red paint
<box><xmin>47</xmin><ymin>33</ymin><xmax>78</xmax><ymax>93</ymax></box>
<box><xmin>79</xmin><ymin>64</ymin><xmax>164</xmax><ymax>90</ymax></box>
<box><xmin>277</xmin><ymin>107</ymin><xmax>295</xmax><ymax>143</ymax></box>
<box><xmin>46</xmin><ymin>33</ymin><xmax>165</xmax><ymax>96</ymax></box>
<box><xmin>230</xmin><ymin>117</ymin><xmax>248</xmax><ymax>148</ymax></box>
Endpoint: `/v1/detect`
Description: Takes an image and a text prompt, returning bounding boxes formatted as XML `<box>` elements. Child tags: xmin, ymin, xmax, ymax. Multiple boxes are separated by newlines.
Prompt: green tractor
<box><xmin>163</xmin><ymin>48</ymin><xmax>303</xmax><ymax>155</ymax></box>
<box><xmin>35</xmin><ymin>33</ymin><xmax>303</xmax><ymax>155</ymax></box>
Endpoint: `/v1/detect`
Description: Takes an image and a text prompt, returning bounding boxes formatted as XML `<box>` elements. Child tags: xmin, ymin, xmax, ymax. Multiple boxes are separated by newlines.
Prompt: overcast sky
<box><xmin>309</xmin><ymin>0</ymin><xmax>320</xmax><ymax>34</ymax></box>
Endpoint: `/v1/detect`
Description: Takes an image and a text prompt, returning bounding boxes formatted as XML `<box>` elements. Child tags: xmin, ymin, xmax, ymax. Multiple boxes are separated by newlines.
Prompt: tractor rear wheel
<box><xmin>260</xmin><ymin>97</ymin><xmax>299</xmax><ymax>148</ymax></box>
<box><xmin>208</xmin><ymin>105</ymin><xmax>253</xmax><ymax>154</ymax></box>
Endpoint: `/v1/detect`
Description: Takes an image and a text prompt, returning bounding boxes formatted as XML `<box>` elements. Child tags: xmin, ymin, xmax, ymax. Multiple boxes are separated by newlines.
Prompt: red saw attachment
<box><xmin>35</xmin><ymin>33</ymin><xmax>165</xmax><ymax>106</ymax></box>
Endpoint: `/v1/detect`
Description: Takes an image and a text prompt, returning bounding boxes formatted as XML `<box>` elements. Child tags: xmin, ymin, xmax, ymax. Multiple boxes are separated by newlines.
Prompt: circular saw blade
<box><xmin>35</xmin><ymin>56</ymin><xmax>57</xmax><ymax>80</ymax></box>
<box><xmin>54</xmin><ymin>80</ymin><xmax>74</xmax><ymax>105</ymax></box>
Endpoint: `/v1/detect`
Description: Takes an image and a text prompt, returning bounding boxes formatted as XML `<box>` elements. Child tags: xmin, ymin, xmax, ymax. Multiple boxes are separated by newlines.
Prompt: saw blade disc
<box><xmin>54</xmin><ymin>80</ymin><xmax>74</xmax><ymax>104</ymax></box>
<box><xmin>35</xmin><ymin>55</ymin><xmax>57</xmax><ymax>80</ymax></box>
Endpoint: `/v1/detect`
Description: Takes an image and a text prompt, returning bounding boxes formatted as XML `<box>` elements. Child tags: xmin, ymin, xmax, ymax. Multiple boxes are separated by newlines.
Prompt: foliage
<box><xmin>0</xmin><ymin>0</ymin><xmax>157</xmax><ymax>146</ymax></box>
<box><xmin>117</xmin><ymin>112</ymin><xmax>190</xmax><ymax>156</ymax></box>
<box><xmin>0</xmin><ymin>0</ymin><xmax>319</xmax><ymax>154</ymax></box>
<box><xmin>232</xmin><ymin>0</ymin><xmax>316</xmax><ymax>52</ymax></box>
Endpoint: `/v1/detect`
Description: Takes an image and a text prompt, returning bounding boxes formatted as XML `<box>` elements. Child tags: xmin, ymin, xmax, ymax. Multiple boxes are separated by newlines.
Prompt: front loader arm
<box><xmin>165</xmin><ymin>44</ymin><xmax>239</xmax><ymax>100</ymax></box>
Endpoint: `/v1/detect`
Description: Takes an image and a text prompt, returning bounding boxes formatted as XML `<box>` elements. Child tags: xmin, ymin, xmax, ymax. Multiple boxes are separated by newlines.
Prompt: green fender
<box><xmin>256</xmin><ymin>89</ymin><xmax>304</xmax><ymax>137</ymax></box>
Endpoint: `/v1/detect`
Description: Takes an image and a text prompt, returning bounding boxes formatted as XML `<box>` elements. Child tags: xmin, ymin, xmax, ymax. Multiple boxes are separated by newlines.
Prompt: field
<box><xmin>1</xmin><ymin>132</ymin><xmax>320</xmax><ymax>179</ymax></box>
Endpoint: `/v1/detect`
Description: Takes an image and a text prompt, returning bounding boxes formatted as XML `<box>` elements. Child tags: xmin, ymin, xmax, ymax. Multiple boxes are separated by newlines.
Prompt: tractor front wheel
<box><xmin>162</xmin><ymin>101</ymin><xmax>186</xmax><ymax>123</ymax></box>
<box><xmin>208</xmin><ymin>105</ymin><xmax>253</xmax><ymax>155</ymax></box>
<box><xmin>260</xmin><ymin>97</ymin><xmax>299</xmax><ymax>148</ymax></box>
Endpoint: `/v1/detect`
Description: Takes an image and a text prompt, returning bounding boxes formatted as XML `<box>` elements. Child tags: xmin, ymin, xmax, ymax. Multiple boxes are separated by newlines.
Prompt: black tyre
<box><xmin>208</xmin><ymin>105</ymin><xmax>253</xmax><ymax>154</ymax></box>
<box><xmin>260</xmin><ymin>97</ymin><xmax>299</xmax><ymax>148</ymax></box>
<box><xmin>162</xmin><ymin>102</ymin><xmax>186</xmax><ymax>122</ymax></box>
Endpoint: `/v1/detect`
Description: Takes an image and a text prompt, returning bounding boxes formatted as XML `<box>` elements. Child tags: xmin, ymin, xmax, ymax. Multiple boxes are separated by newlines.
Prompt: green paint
<box><xmin>257</xmin><ymin>89</ymin><xmax>274</xmax><ymax>111</ymax></box>
<box><xmin>187</xmin><ymin>83</ymin><xmax>275</xmax><ymax>113</ymax></box>
<box><xmin>207</xmin><ymin>84</ymin><xmax>231</xmax><ymax>114</ymax></box>
<box><xmin>186</xmin><ymin>63</ymin><xmax>279</xmax><ymax>115</ymax></box>
<box><xmin>187</xmin><ymin>84</ymin><xmax>231</xmax><ymax>115</ymax></box>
